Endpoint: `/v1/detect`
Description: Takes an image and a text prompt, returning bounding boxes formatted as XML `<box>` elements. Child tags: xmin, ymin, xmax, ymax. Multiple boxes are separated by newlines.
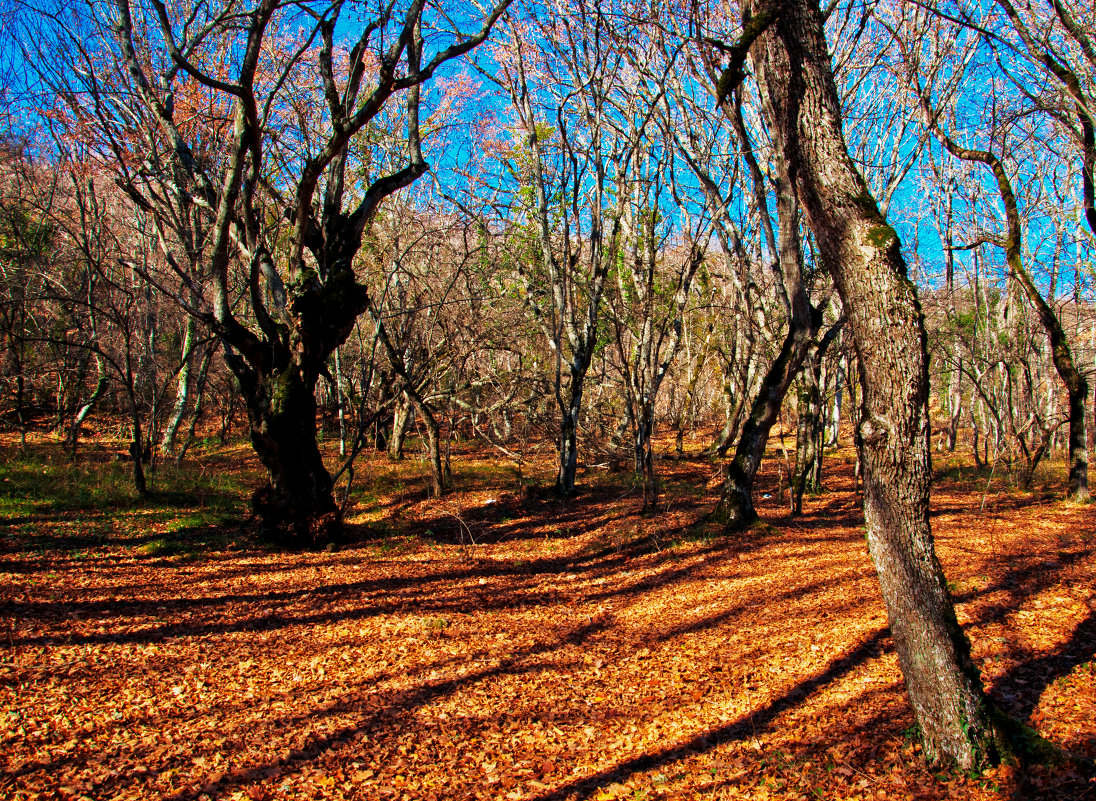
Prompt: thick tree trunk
<box><xmin>240</xmin><ymin>362</ymin><xmax>338</xmax><ymax>545</ymax></box>
<box><xmin>749</xmin><ymin>0</ymin><xmax>1002</xmax><ymax>768</ymax></box>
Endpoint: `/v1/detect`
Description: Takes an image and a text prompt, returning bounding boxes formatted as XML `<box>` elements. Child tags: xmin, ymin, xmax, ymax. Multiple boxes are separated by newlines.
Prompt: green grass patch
<box><xmin>0</xmin><ymin>441</ymin><xmax>249</xmax><ymax>554</ymax></box>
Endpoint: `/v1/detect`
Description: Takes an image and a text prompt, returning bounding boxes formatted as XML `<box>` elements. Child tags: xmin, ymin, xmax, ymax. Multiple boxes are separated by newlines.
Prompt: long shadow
<box><xmin>1</xmin><ymin>515</ymin><xmax>246</xmax><ymax>558</ymax></box>
<box><xmin>398</xmin><ymin>486</ymin><xmax>647</xmax><ymax>545</ymax></box>
<box><xmin>939</xmin><ymin>530</ymin><xmax>1096</xmax><ymax>759</ymax></box>
<box><xmin>953</xmin><ymin>542</ymin><xmax>1094</xmax><ymax>631</ymax></box>
<box><xmin>527</xmin><ymin>627</ymin><xmax>890</xmax><ymax>801</ymax></box>
<box><xmin>3</xmin><ymin>614</ymin><xmax>608</xmax><ymax>794</ymax></box>
<box><xmin>993</xmin><ymin>608</ymin><xmax>1096</xmax><ymax>728</ymax></box>
<box><xmin>4</xmin><ymin>536</ymin><xmax>762</xmax><ymax>649</ymax></box>
<box><xmin>5</xmin><ymin>507</ymin><xmax>876</xmax><ymax>654</ymax></box>
<box><xmin>156</xmin><ymin>615</ymin><xmax>614</xmax><ymax>800</ymax></box>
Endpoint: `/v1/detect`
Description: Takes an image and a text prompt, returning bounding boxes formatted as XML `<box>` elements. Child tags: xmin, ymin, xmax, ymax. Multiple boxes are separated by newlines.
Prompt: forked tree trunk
<box><xmin>749</xmin><ymin>0</ymin><xmax>1003</xmax><ymax>768</ymax></box>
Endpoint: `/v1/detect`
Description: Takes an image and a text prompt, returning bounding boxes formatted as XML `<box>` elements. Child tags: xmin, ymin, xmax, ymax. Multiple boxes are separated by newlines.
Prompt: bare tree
<box><xmin>28</xmin><ymin>0</ymin><xmax>510</xmax><ymax>541</ymax></box>
<box><xmin>897</xmin><ymin>10</ymin><xmax>1090</xmax><ymax>500</ymax></box>
<box><xmin>742</xmin><ymin>0</ymin><xmax>1009</xmax><ymax>769</ymax></box>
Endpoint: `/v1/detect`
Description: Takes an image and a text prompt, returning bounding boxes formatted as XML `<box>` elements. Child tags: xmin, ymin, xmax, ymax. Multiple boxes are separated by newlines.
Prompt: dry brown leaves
<box><xmin>1</xmin><ymin>443</ymin><xmax>1094</xmax><ymax>800</ymax></box>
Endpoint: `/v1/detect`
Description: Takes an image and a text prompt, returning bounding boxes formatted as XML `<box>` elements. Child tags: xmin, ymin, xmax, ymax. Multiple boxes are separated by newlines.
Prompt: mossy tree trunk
<box><xmin>743</xmin><ymin>0</ymin><xmax>1005</xmax><ymax>768</ymax></box>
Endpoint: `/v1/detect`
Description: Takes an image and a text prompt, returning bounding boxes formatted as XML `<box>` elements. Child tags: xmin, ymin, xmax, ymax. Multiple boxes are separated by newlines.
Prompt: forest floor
<box><xmin>1</xmin><ymin>430</ymin><xmax>1094</xmax><ymax>800</ymax></box>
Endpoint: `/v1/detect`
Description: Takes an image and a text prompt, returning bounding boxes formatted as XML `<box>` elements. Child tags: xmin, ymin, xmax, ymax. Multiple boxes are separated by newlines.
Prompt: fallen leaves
<box><xmin>1</xmin><ymin>445</ymin><xmax>1093</xmax><ymax>800</ymax></box>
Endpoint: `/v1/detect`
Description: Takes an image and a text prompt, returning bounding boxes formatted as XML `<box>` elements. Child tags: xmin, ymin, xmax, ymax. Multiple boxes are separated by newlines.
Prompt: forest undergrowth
<box><xmin>1</xmin><ymin>430</ymin><xmax>1094</xmax><ymax>800</ymax></box>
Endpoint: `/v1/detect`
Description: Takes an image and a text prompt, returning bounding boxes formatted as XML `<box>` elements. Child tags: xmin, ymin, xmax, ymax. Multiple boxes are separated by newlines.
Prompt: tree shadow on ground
<box><xmin>525</xmin><ymin>628</ymin><xmax>890</xmax><ymax>801</ymax></box>
<box><xmin>6</xmin><ymin>526</ymin><xmax>788</xmax><ymax>649</ymax></box>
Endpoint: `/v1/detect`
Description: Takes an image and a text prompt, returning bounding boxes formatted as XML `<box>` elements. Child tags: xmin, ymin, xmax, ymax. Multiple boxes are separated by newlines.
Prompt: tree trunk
<box><xmin>793</xmin><ymin>358</ymin><xmax>823</xmax><ymax>514</ymax></box>
<box><xmin>161</xmin><ymin>316</ymin><xmax>197</xmax><ymax>456</ymax></box>
<box><xmin>634</xmin><ymin>401</ymin><xmax>657</xmax><ymax>509</ymax></box>
<box><xmin>946</xmin><ymin>362</ymin><xmax>962</xmax><ymax>452</ymax></box>
<box><xmin>388</xmin><ymin>393</ymin><xmax>413</xmax><ymax>460</ymax></box>
<box><xmin>718</xmin><ymin>323</ymin><xmax>811</xmax><ymax>526</ymax></box>
<box><xmin>237</xmin><ymin>360</ymin><xmax>338</xmax><ymax>545</ymax></box>
<box><xmin>176</xmin><ymin>342</ymin><xmax>216</xmax><ymax>464</ymax></box>
<box><xmin>557</xmin><ymin>389</ymin><xmax>582</xmax><ymax>496</ymax></box>
<box><xmin>67</xmin><ymin>354</ymin><xmax>108</xmax><ymax>457</ymax></box>
<box><xmin>749</xmin><ymin>0</ymin><xmax>1002</xmax><ymax>768</ymax></box>
<box><xmin>715</xmin><ymin>148</ymin><xmax>813</xmax><ymax>527</ymax></box>
<box><xmin>410</xmin><ymin>394</ymin><xmax>445</xmax><ymax>498</ymax></box>
<box><xmin>125</xmin><ymin>386</ymin><xmax>149</xmax><ymax>498</ymax></box>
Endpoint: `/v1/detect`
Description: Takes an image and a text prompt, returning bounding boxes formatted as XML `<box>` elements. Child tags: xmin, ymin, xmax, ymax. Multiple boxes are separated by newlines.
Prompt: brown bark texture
<box><xmin>748</xmin><ymin>0</ymin><xmax>1000</xmax><ymax>769</ymax></box>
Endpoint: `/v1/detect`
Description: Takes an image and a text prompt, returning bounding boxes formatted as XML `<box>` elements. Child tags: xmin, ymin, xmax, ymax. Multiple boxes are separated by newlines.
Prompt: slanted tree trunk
<box><xmin>176</xmin><ymin>342</ymin><xmax>216</xmax><ymax>464</ymax></box>
<box><xmin>68</xmin><ymin>353</ymin><xmax>108</xmax><ymax>457</ymax></box>
<box><xmin>747</xmin><ymin>0</ymin><xmax>1004</xmax><ymax>768</ymax></box>
<box><xmin>716</xmin><ymin>177</ymin><xmax>815</xmax><ymax>527</ymax></box>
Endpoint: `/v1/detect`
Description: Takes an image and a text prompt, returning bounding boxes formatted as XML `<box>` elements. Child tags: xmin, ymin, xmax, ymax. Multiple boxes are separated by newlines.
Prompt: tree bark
<box><xmin>161</xmin><ymin>316</ymin><xmax>198</xmax><ymax>456</ymax></box>
<box><xmin>231</xmin><ymin>354</ymin><xmax>338</xmax><ymax>545</ymax></box>
<box><xmin>749</xmin><ymin>0</ymin><xmax>1001</xmax><ymax>768</ymax></box>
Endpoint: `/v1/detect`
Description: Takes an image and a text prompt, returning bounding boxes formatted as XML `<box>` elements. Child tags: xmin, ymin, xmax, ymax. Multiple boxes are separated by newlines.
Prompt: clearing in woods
<box><xmin>1</xmin><ymin>433</ymin><xmax>1094</xmax><ymax>800</ymax></box>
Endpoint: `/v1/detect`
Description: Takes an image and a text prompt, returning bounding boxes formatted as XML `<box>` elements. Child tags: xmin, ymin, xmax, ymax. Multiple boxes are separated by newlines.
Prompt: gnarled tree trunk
<box><xmin>233</xmin><ymin>357</ymin><xmax>338</xmax><ymax>544</ymax></box>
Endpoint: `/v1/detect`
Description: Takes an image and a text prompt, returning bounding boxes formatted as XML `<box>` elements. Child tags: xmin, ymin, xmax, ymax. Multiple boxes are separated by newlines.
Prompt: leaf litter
<box><xmin>1</xmin><ymin>443</ymin><xmax>1094</xmax><ymax>800</ymax></box>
